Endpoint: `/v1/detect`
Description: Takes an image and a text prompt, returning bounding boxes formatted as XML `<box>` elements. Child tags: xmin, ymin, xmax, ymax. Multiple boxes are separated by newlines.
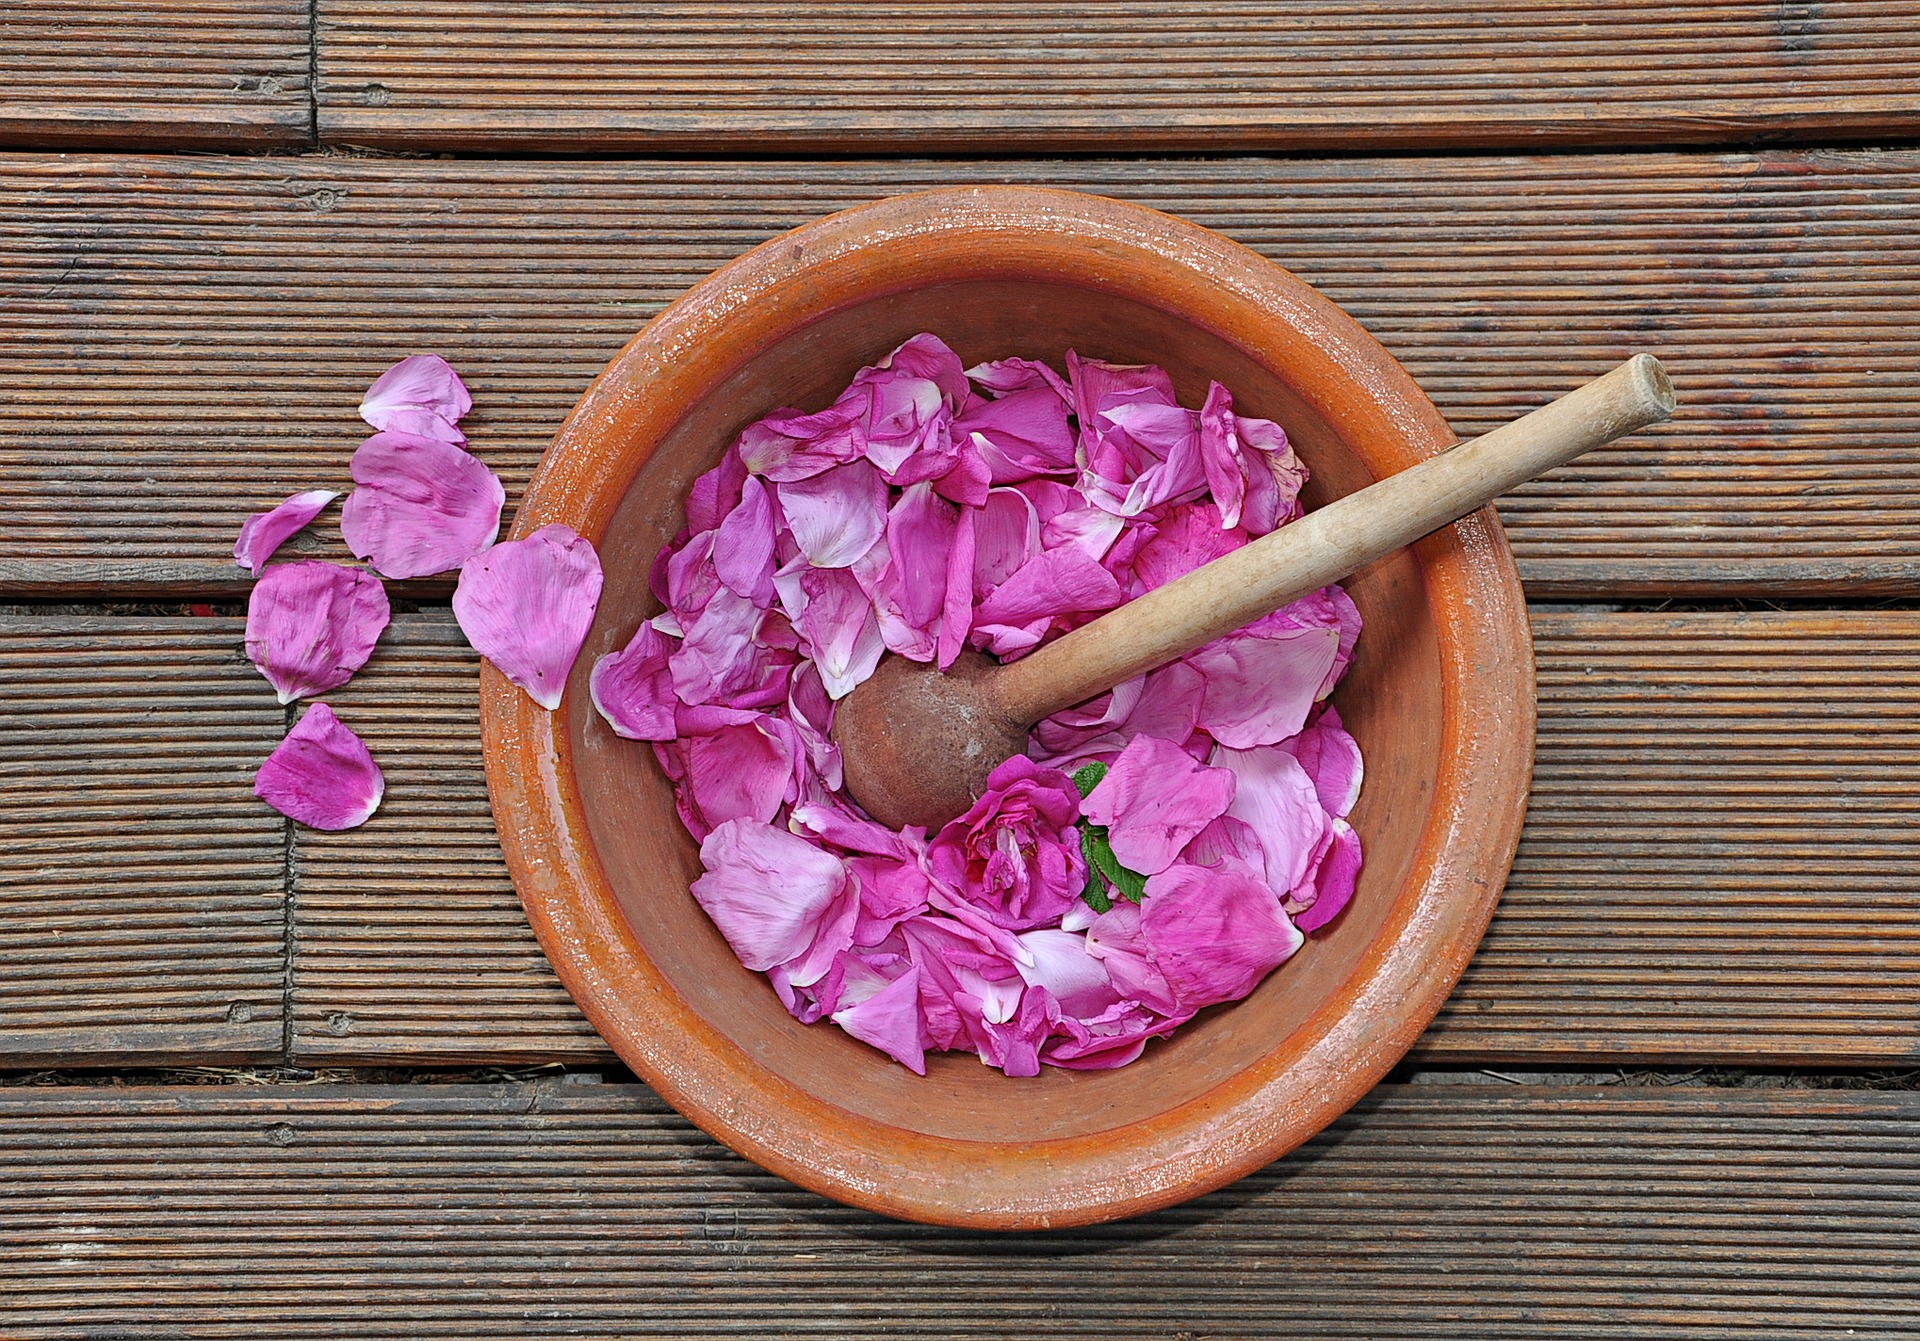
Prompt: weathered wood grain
<box><xmin>5</xmin><ymin>151</ymin><xmax>1919</xmax><ymax>599</ymax></box>
<box><xmin>0</xmin><ymin>1</ymin><xmax>311</xmax><ymax>149</ymax></box>
<box><xmin>0</xmin><ymin>618</ymin><xmax>285</xmax><ymax>1065</ymax></box>
<box><xmin>1422</xmin><ymin>609</ymin><xmax>1920</xmax><ymax>1065</ymax></box>
<box><xmin>290</xmin><ymin>618</ymin><xmax>604</xmax><ymax>1065</ymax></box>
<box><xmin>314</xmin><ymin>0</ymin><xmax>1920</xmax><ymax>154</ymax></box>
<box><xmin>284</xmin><ymin>609</ymin><xmax>1920</xmax><ymax>1068</ymax></box>
<box><xmin>3</xmin><ymin>1081</ymin><xmax>1916</xmax><ymax>1336</ymax></box>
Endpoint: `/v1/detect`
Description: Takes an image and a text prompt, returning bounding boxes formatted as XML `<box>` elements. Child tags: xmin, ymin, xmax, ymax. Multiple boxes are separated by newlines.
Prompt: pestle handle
<box><xmin>988</xmin><ymin>353</ymin><xmax>1676</xmax><ymax>726</ymax></box>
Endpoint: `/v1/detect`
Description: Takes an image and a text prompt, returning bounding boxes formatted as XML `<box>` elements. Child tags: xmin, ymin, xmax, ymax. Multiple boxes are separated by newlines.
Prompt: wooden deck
<box><xmin>3</xmin><ymin>3</ymin><xmax>1918</xmax><ymax>1333</ymax></box>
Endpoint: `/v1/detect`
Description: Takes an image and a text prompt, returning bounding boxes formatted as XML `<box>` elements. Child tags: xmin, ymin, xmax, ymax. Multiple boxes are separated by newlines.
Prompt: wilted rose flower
<box><xmin>926</xmin><ymin>756</ymin><xmax>1086</xmax><ymax>931</ymax></box>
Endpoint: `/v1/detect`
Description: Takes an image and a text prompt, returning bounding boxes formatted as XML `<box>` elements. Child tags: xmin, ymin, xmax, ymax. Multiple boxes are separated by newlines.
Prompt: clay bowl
<box><xmin>481</xmin><ymin>187</ymin><xmax>1534</xmax><ymax>1230</ymax></box>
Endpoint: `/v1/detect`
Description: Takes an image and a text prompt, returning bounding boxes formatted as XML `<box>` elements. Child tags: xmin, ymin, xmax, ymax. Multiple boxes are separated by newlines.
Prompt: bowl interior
<box><xmin>571</xmin><ymin>278</ymin><xmax>1443</xmax><ymax>1142</ymax></box>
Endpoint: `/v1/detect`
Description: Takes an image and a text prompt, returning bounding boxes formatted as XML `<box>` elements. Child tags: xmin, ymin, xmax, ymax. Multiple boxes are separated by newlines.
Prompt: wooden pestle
<box><xmin>832</xmin><ymin>353</ymin><xmax>1676</xmax><ymax>830</ymax></box>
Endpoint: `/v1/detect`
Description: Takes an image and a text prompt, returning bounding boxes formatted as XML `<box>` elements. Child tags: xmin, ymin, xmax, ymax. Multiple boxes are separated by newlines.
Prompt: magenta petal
<box><xmin>692</xmin><ymin>819</ymin><xmax>856</xmax><ymax>974</ymax></box>
<box><xmin>775</xmin><ymin>562</ymin><xmax>885</xmax><ymax>700</ymax></box>
<box><xmin>1294</xmin><ymin>819</ymin><xmax>1363</xmax><ymax>933</ymax></box>
<box><xmin>680</xmin><ymin>706</ymin><xmax>802</xmax><ymax>829</ymax></box>
<box><xmin>589</xmin><ymin>621</ymin><xmax>677</xmax><ymax>740</ymax></box>
<box><xmin>254</xmin><ymin>702</ymin><xmax>385</xmax><ymax>831</ymax></box>
<box><xmin>973</xmin><ymin>545</ymin><xmax>1126</xmax><ymax>630</ymax></box>
<box><xmin>233</xmin><ymin>489</ymin><xmax>338</xmax><ymax>575</ymax></box>
<box><xmin>340</xmin><ymin>431</ymin><xmax>506</xmax><ymax>580</ymax></box>
<box><xmin>775</xmin><ymin>459</ymin><xmax>887</xmax><ymax>569</ymax></box>
<box><xmin>831</xmin><ymin>962</ymin><xmax>927</xmax><ymax>1074</ymax></box>
<box><xmin>1016</xmin><ymin>928</ymin><xmax>1122</xmax><ymax>1020</ymax></box>
<box><xmin>1139</xmin><ymin>863</ymin><xmax>1302</xmax><ymax>1011</ymax></box>
<box><xmin>712</xmin><ymin>475</ymin><xmax>778</xmax><ymax>604</ymax></box>
<box><xmin>1212</xmin><ymin>742</ymin><xmax>1331</xmax><ymax>895</ymax></box>
<box><xmin>1081</xmin><ymin>733</ymin><xmax>1236</xmax><ymax>876</ymax></box>
<box><xmin>972</xmin><ymin>487</ymin><xmax>1041</xmax><ymax>601</ymax></box>
<box><xmin>358</xmin><ymin>355</ymin><xmax>473</xmax><ymax>442</ymax></box>
<box><xmin>244</xmin><ymin>561</ymin><xmax>391</xmax><ymax>704</ymax></box>
<box><xmin>1284</xmin><ymin>707</ymin><xmax>1365</xmax><ymax>817</ymax></box>
<box><xmin>1189</xmin><ymin>627</ymin><xmax>1341</xmax><ymax>749</ymax></box>
<box><xmin>452</xmin><ymin>523</ymin><xmax>604</xmax><ymax>710</ymax></box>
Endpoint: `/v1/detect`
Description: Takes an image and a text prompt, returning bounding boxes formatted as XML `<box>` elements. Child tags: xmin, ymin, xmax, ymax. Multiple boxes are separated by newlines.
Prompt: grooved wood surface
<box><xmin>1422</xmin><ymin>610</ymin><xmax>1920</xmax><ymax>1065</ymax></box>
<box><xmin>0</xmin><ymin>618</ymin><xmax>285</xmax><ymax>1065</ymax></box>
<box><xmin>6</xmin><ymin>152</ymin><xmax>1920</xmax><ymax>598</ymax></box>
<box><xmin>2</xmin><ymin>1082</ymin><xmax>1916</xmax><ymax>1336</ymax></box>
<box><xmin>0</xmin><ymin>2</ymin><xmax>312</xmax><ymax>149</ymax></box>
<box><xmin>280</xmin><ymin>610</ymin><xmax>1920</xmax><ymax>1068</ymax></box>
<box><xmin>290</xmin><ymin>617</ymin><xmax>605</xmax><ymax>1065</ymax></box>
<box><xmin>313</xmin><ymin>1</ymin><xmax>1920</xmax><ymax>154</ymax></box>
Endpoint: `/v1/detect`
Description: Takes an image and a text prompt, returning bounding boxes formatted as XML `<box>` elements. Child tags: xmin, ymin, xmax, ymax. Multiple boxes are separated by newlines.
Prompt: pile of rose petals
<box><xmin>590</xmin><ymin>334</ymin><xmax>1365</xmax><ymax>1076</ymax></box>
<box><xmin>236</xmin><ymin>355</ymin><xmax>603</xmax><ymax>829</ymax></box>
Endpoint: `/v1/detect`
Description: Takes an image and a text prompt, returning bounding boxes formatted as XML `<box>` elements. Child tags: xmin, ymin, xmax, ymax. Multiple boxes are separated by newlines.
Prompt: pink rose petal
<box><xmin>1016</xmin><ymin>928</ymin><xmax>1123</xmax><ymax>1020</ymax></box>
<box><xmin>677</xmin><ymin>704</ymin><xmax>804</xmax><ymax>830</ymax></box>
<box><xmin>358</xmin><ymin>354</ymin><xmax>472</xmax><ymax>443</ymax></box>
<box><xmin>1139</xmin><ymin>862</ymin><xmax>1302</xmax><ymax>1011</ymax></box>
<box><xmin>1189</xmin><ymin>626</ymin><xmax>1342</xmax><ymax>749</ymax></box>
<box><xmin>1283</xmin><ymin>706</ymin><xmax>1365</xmax><ymax>818</ymax></box>
<box><xmin>233</xmin><ymin>489</ymin><xmax>338</xmax><ymax>575</ymax></box>
<box><xmin>1294</xmin><ymin>818</ymin><xmax>1363</xmax><ymax>933</ymax></box>
<box><xmin>1211</xmin><ymin>742</ymin><xmax>1331</xmax><ymax>896</ymax></box>
<box><xmin>692</xmin><ymin>819</ymin><xmax>857</xmax><ymax>979</ymax></box>
<box><xmin>1081</xmin><ymin>733</ymin><xmax>1236</xmax><ymax>876</ymax></box>
<box><xmin>340</xmin><ymin>431</ymin><xmax>505</xmax><ymax>580</ymax></box>
<box><xmin>775</xmin><ymin>460</ymin><xmax>887</xmax><ymax>569</ymax></box>
<box><xmin>244</xmin><ymin>560</ymin><xmax>391</xmax><ymax>704</ymax></box>
<box><xmin>713</xmin><ymin>475</ymin><xmax>778</xmax><ymax>605</ymax></box>
<box><xmin>831</xmin><ymin>960</ymin><xmax>927</xmax><ymax>1074</ymax></box>
<box><xmin>774</xmin><ymin>561</ymin><xmax>885</xmax><ymax>699</ymax></box>
<box><xmin>452</xmin><ymin>523</ymin><xmax>604</xmax><ymax>711</ymax></box>
<box><xmin>254</xmin><ymin>702</ymin><xmax>385</xmax><ymax>831</ymax></box>
<box><xmin>589</xmin><ymin>620</ymin><xmax>677</xmax><ymax>741</ymax></box>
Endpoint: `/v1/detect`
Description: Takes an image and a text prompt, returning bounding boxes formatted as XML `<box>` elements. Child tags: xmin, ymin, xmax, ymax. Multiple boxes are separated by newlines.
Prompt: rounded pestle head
<box><xmin>831</xmin><ymin>649</ymin><xmax>1034</xmax><ymax>832</ymax></box>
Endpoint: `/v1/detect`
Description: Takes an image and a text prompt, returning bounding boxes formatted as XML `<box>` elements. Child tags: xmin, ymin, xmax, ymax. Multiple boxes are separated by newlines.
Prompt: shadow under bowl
<box><xmin>481</xmin><ymin>187</ymin><xmax>1534</xmax><ymax>1230</ymax></box>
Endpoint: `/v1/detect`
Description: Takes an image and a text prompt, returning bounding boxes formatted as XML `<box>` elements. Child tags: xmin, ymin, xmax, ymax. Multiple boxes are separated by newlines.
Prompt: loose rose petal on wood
<box><xmin>244</xmin><ymin>560</ymin><xmax>391</xmax><ymax>704</ymax></box>
<box><xmin>233</xmin><ymin>489</ymin><xmax>338</xmax><ymax>575</ymax></box>
<box><xmin>453</xmin><ymin>523</ymin><xmax>604</xmax><ymax>711</ymax></box>
<box><xmin>254</xmin><ymin>702</ymin><xmax>385</xmax><ymax>831</ymax></box>
<box><xmin>358</xmin><ymin>354</ymin><xmax>472</xmax><ymax>443</ymax></box>
<box><xmin>340</xmin><ymin>431</ymin><xmax>506</xmax><ymax>580</ymax></box>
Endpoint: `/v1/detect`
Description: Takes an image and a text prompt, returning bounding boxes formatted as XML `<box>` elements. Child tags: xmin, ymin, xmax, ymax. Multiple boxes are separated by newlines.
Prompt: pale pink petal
<box><xmin>1283</xmin><ymin>706</ymin><xmax>1364</xmax><ymax>817</ymax></box>
<box><xmin>1189</xmin><ymin>627</ymin><xmax>1342</xmax><ymax>749</ymax></box>
<box><xmin>773</xmin><ymin>561</ymin><xmax>886</xmax><ymax>700</ymax></box>
<box><xmin>785</xmin><ymin>662</ymin><xmax>844</xmax><ymax>792</ymax></box>
<box><xmin>1039</xmin><ymin>505</ymin><xmax>1125</xmax><ymax>564</ymax></box>
<box><xmin>678</xmin><ymin>705</ymin><xmax>803</xmax><ymax>829</ymax></box>
<box><xmin>738</xmin><ymin>401</ymin><xmax>865</xmax><ymax>482</ymax></box>
<box><xmin>1234</xmin><ymin>409</ymin><xmax>1309</xmax><ymax>535</ymax></box>
<box><xmin>233</xmin><ymin>489</ymin><xmax>338</xmax><ymax>575</ymax></box>
<box><xmin>712</xmin><ymin>475</ymin><xmax>778</xmax><ymax>604</ymax></box>
<box><xmin>452</xmin><ymin>523</ymin><xmax>604</xmax><ymax>711</ymax></box>
<box><xmin>1016</xmin><ymin>928</ymin><xmax>1123</xmax><ymax>1020</ymax></box>
<box><xmin>1031</xmin><ymin>676</ymin><xmax>1144</xmax><ymax>757</ymax></box>
<box><xmin>774</xmin><ymin>459</ymin><xmax>887</xmax><ymax>569</ymax></box>
<box><xmin>244</xmin><ymin>560</ymin><xmax>391</xmax><ymax>704</ymax></box>
<box><xmin>1139</xmin><ymin>862</ymin><xmax>1302</xmax><ymax>1011</ymax></box>
<box><xmin>1211</xmin><ymin>742</ymin><xmax>1331</xmax><ymax>895</ymax></box>
<box><xmin>876</xmin><ymin>332</ymin><xmax>971</xmax><ymax>407</ymax></box>
<box><xmin>691</xmin><ymin>818</ymin><xmax>856</xmax><ymax>974</ymax></box>
<box><xmin>972</xmin><ymin>487</ymin><xmax>1041</xmax><ymax>601</ymax></box>
<box><xmin>1198</xmin><ymin>382</ymin><xmax>1248</xmax><ymax>530</ymax></box>
<box><xmin>1042</xmin><ymin>999</ymin><xmax>1187</xmax><ymax>1070</ymax></box>
<box><xmin>254</xmin><ymin>702</ymin><xmax>385</xmax><ymax>831</ymax></box>
<box><xmin>966</xmin><ymin>355</ymin><xmax>1071</xmax><ymax>403</ymax></box>
<box><xmin>668</xmin><ymin>587</ymin><xmax>771</xmax><ymax>706</ymax></box>
<box><xmin>953</xmin><ymin>385</ymin><xmax>1077</xmax><ymax>482</ymax></box>
<box><xmin>831</xmin><ymin>962</ymin><xmax>927</xmax><ymax>1074</ymax></box>
<box><xmin>936</xmin><ymin>506</ymin><xmax>976</xmax><ymax>670</ymax></box>
<box><xmin>1249</xmin><ymin>585</ymin><xmax>1364</xmax><ymax>698</ymax></box>
<box><xmin>1083</xmin><ymin>901</ymin><xmax>1180</xmax><ymax>1016</ymax></box>
<box><xmin>1081</xmin><ymin>733</ymin><xmax>1235</xmax><ymax>876</ymax></box>
<box><xmin>340</xmin><ymin>431</ymin><xmax>505</xmax><ymax>580</ymax></box>
<box><xmin>358</xmin><ymin>354</ymin><xmax>472</xmax><ymax>443</ymax></box>
<box><xmin>589</xmin><ymin>621</ymin><xmax>678</xmax><ymax>741</ymax></box>
<box><xmin>1294</xmin><ymin>819</ymin><xmax>1363</xmax><ymax>933</ymax></box>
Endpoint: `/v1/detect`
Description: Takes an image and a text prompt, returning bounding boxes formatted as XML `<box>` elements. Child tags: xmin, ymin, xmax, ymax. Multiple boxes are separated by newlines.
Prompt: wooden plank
<box><xmin>1420</xmin><ymin>609</ymin><xmax>1920</xmax><ymax>1065</ymax></box>
<box><xmin>5</xmin><ymin>152</ymin><xmax>1919</xmax><ymax>600</ymax></box>
<box><xmin>0</xmin><ymin>618</ymin><xmax>285</xmax><ymax>1066</ymax></box>
<box><xmin>314</xmin><ymin>0</ymin><xmax>1920</xmax><ymax>154</ymax></box>
<box><xmin>2</xmin><ymin>1081</ymin><xmax>1917</xmax><ymax>1336</ymax></box>
<box><xmin>286</xmin><ymin>609</ymin><xmax>1920</xmax><ymax>1069</ymax></box>
<box><xmin>0</xmin><ymin>2</ymin><xmax>312</xmax><ymax>149</ymax></box>
<box><xmin>290</xmin><ymin>616</ymin><xmax>605</xmax><ymax>1065</ymax></box>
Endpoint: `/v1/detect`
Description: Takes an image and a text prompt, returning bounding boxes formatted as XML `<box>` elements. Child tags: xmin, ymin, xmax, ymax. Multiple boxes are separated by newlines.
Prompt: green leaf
<box><xmin>1078</xmin><ymin>823</ymin><xmax>1113</xmax><ymax>913</ymax></box>
<box><xmin>1070</xmin><ymin>761</ymin><xmax>1109</xmax><ymax>799</ymax></box>
<box><xmin>1083</xmin><ymin>822</ymin><xmax>1148</xmax><ymax>905</ymax></box>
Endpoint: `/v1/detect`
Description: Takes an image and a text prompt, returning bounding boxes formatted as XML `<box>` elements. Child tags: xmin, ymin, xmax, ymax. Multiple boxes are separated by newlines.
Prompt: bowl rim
<box><xmin>481</xmin><ymin>185</ymin><xmax>1535</xmax><ymax>1229</ymax></box>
